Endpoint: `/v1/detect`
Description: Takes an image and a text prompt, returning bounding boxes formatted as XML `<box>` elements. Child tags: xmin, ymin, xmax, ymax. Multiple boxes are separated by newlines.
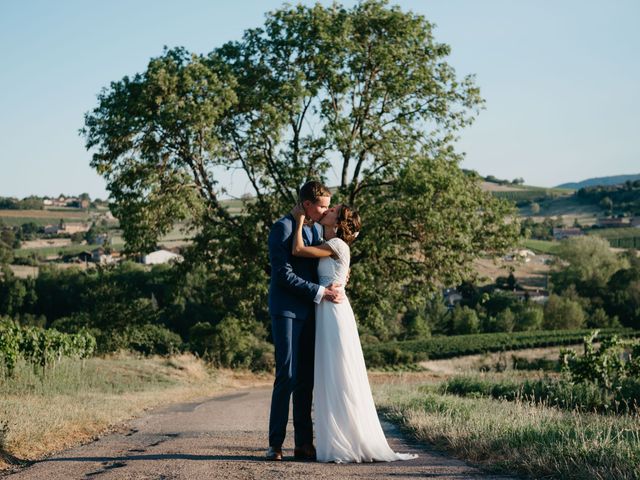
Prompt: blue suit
<box><xmin>267</xmin><ymin>214</ymin><xmax>323</xmax><ymax>448</ymax></box>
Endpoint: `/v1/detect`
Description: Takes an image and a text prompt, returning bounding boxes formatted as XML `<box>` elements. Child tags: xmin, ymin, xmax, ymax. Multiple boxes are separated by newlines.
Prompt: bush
<box><xmin>188</xmin><ymin>317</ymin><xmax>274</xmax><ymax>371</ymax></box>
<box><xmin>100</xmin><ymin>324</ymin><xmax>183</xmax><ymax>356</ymax></box>
<box><xmin>494</xmin><ymin>308</ymin><xmax>515</xmax><ymax>333</ymax></box>
<box><xmin>543</xmin><ymin>294</ymin><xmax>585</xmax><ymax>329</ymax></box>
<box><xmin>0</xmin><ymin>318</ymin><xmax>96</xmax><ymax>376</ymax></box>
<box><xmin>451</xmin><ymin>306</ymin><xmax>480</xmax><ymax>334</ymax></box>
<box><xmin>514</xmin><ymin>305</ymin><xmax>544</xmax><ymax>331</ymax></box>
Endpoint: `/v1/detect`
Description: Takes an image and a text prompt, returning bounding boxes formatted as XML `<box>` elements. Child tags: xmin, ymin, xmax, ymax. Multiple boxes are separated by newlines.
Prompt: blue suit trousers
<box><xmin>268</xmin><ymin>313</ymin><xmax>315</xmax><ymax>447</ymax></box>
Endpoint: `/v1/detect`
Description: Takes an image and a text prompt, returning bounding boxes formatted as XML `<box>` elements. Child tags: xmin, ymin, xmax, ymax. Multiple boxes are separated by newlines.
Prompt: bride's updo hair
<box><xmin>336</xmin><ymin>205</ymin><xmax>361</xmax><ymax>245</ymax></box>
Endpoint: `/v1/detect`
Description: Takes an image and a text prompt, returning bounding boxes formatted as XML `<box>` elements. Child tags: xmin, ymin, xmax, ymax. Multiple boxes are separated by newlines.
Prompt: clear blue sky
<box><xmin>1</xmin><ymin>0</ymin><xmax>638</xmax><ymax>200</ymax></box>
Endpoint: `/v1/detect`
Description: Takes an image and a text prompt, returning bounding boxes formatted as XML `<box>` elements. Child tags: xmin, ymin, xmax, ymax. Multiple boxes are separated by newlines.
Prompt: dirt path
<box><xmin>5</xmin><ymin>387</ymin><xmax>514</xmax><ymax>479</ymax></box>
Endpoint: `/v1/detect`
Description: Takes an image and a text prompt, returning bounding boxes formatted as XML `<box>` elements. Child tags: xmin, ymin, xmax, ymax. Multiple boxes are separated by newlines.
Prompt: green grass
<box><xmin>521</xmin><ymin>238</ymin><xmax>562</xmax><ymax>254</ymax></box>
<box><xmin>373</xmin><ymin>382</ymin><xmax>640</xmax><ymax>479</ymax></box>
<box><xmin>0</xmin><ymin>217</ymin><xmax>89</xmax><ymax>227</ymax></box>
<box><xmin>13</xmin><ymin>244</ymin><xmax>103</xmax><ymax>258</ymax></box>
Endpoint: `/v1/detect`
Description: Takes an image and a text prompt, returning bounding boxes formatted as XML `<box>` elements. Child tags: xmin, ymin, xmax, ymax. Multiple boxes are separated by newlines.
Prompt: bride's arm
<box><xmin>291</xmin><ymin>206</ymin><xmax>334</xmax><ymax>258</ymax></box>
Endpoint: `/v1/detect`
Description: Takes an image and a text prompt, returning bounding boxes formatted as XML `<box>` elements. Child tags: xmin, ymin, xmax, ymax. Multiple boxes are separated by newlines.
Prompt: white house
<box><xmin>142</xmin><ymin>249</ymin><xmax>184</xmax><ymax>265</ymax></box>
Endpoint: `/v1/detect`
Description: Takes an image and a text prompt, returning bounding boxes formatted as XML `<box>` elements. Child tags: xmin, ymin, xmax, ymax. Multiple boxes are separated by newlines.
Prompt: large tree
<box><xmin>82</xmin><ymin>1</ymin><xmax>519</xmax><ymax>339</ymax></box>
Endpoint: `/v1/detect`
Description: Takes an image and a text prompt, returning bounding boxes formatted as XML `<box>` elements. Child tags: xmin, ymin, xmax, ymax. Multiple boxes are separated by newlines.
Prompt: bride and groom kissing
<box><xmin>265</xmin><ymin>180</ymin><xmax>417</xmax><ymax>464</ymax></box>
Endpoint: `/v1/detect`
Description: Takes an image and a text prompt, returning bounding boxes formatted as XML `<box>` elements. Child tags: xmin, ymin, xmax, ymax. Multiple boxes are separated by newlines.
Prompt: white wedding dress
<box><xmin>313</xmin><ymin>237</ymin><xmax>418</xmax><ymax>463</ymax></box>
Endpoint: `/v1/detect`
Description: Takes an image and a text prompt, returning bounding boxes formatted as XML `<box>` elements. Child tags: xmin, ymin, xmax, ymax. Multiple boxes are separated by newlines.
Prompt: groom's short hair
<box><xmin>299</xmin><ymin>181</ymin><xmax>331</xmax><ymax>204</ymax></box>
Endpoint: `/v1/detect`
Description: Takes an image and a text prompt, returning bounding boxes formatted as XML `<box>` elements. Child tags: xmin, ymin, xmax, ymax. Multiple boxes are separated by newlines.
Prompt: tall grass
<box><xmin>442</xmin><ymin>375</ymin><xmax>640</xmax><ymax>414</ymax></box>
<box><xmin>0</xmin><ymin>354</ymin><xmax>264</xmax><ymax>468</ymax></box>
<box><xmin>373</xmin><ymin>383</ymin><xmax>640</xmax><ymax>480</ymax></box>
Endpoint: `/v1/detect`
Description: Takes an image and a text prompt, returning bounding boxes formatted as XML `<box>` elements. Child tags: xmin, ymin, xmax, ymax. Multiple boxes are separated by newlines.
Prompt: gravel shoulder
<box><xmin>4</xmin><ymin>387</ymin><xmax>515</xmax><ymax>479</ymax></box>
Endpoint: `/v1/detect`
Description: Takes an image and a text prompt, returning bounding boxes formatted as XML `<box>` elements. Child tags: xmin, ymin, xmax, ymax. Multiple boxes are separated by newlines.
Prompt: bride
<box><xmin>291</xmin><ymin>203</ymin><xmax>417</xmax><ymax>464</ymax></box>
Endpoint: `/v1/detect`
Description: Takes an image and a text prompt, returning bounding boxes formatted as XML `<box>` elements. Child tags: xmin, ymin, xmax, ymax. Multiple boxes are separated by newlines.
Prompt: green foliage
<box><xmin>0</xmin><ymin>317</ymin><xmax>96</xmax><ymax>377</ymax></box>
<box><xmin>560</xmin><ymin>332</ymin><xmax>638</xmax><ymax>390</ymax></box>
<box><xmin>0</xmin><ymin>267</ymin><xmax>37</xmax><ymax>317</ymax></box>
<box><xmin>442</xmin><ymin>332</ymin><xmax>640</xmax><ymax>413</ymax></box>
<box><xmin>543</xmin><ymin>294</ymin><xmax>586</xmax><ymax>330</ymax></box>
<box><xmin>0</xmin><ymin>238</ymin><xmax>14</xmax><ymax>265</ymax></box>
<box><xmin>363</xmin><ymin>328</ymin><xmax>637</xmax><ymax>368</ymax></box>
<box><xmin>494</xmin><ymin>308</ymin><xmax>516</xmax><ymax>333</ymax></box>
<box><xmin>551</xmin><ymin>235</ymin><xmax>626</xmax><ymax>295</ymax></box>
<box><xmin>589</xmin><ymin>228</ymin><xmax>640</xmax><ymax>249</ymax></box>
<box><xmin>577</xmin><ymin>179</ymin><xmax>640</xmax><ymax>216</ymax></box>
<box><xmin>104</xmin><ymin>324</ymin><xmax>183</xmax><ymax>356</ymax></box>
<box><xmin>605</xmin><ymin>258</ymin><xmax>640</xmax><ymax>329</ymax></box>
<box><xmin>492</xmin><ymin>188</ymin><xmax>563</xmax><ymax>206</ymax></box>
<box><xmin>441</xmin><ymin>374</ymin><xmax>639</xmax><ymax>413</ymax></box>
<box><xmin>0</xmin><ymin>196</ymin><xmax>43</xmax><ymax>210</ymax></box>
<box><xmin>587</xmin><ymin>307</ymin><xmax>621</xmax><ymax>328</ymax></box>
<box><xmin>189</xmin><ymin>316</ymin><xmax>274</xmax><ymax>371</ymax></box>
<box><xmin>521</xmin><ymin>305</ymin><xmax>545</xmax><ymax>330</ymax></box>
<box><xmin>520</xmin><ymin>217</ymin><xmax>557</xmax><ymax>241</ymax></box>
<box><xmin>451</xmin><ymin>306</ymin><xmax>480</xmax><ymax>334</ymax></box>
<box><xmin>82</xmin><ymin>0</ymin><xmax>520</xmax><ymax>340</ymax></box>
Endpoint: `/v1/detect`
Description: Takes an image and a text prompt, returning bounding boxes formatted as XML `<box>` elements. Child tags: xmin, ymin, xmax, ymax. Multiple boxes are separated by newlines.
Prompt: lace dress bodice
<box><xmin>317</xmin><ymin>237</ymin><xmax>350</xmax><ymax>287</ymax></box>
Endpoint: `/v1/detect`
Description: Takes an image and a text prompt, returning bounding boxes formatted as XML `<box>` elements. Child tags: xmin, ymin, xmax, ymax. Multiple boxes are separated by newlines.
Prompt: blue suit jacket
<box><xmin>268</xmin><ymin>214</ymin><xmax>323</xmax><ymax>319</ymax></box>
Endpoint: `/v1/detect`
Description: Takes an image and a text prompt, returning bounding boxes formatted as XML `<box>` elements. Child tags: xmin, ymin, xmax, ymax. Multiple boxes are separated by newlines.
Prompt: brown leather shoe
<box><xmin>265</xmin><ymin>446</ymin><xmax>283</xmax><ymax>461</ymax></box>
<box><xmin>293</xmin><ymin>444</ymin><xmax>316</xmax><ymax>461</ymax></box>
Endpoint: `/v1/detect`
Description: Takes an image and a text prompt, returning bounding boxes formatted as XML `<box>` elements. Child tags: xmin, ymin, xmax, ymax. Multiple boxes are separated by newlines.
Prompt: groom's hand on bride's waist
<box><xmin>323</xmin><ymin>283</ymin><xmax>344</xmax><ymax>304</ymax></box>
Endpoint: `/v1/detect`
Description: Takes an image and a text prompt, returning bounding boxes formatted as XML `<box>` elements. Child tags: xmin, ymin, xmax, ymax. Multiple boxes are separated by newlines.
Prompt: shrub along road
<box><xmin>4</xmin><ymin>387</ymin><xmax>514</xmax><ymax>479</ymax></box>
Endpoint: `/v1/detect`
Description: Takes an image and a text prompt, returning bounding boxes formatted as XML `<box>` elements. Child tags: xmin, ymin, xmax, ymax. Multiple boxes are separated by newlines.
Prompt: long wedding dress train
<box><xmin>313</xmin><ymin>238</ymin><xmax>417</xmax><ymax>463</ymax></box>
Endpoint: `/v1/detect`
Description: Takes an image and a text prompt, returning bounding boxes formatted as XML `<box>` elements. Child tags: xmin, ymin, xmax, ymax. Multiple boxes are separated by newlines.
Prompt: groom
<box><xmin>265</xmin><ymin>180</ymin><xmax>344</xmax><ymax>461</ymax></box>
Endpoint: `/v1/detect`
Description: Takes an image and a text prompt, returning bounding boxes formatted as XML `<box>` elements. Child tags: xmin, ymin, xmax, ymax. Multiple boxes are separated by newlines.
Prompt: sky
<box><xmin>1</xmin><ymin>0</ymin><xmax>638</xmax><ymax>200</ymax></box>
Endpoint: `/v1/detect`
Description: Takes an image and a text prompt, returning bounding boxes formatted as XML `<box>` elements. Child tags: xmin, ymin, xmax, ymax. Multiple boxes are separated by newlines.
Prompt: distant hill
<box><xmin>556</xmin><ymin>174</ymin><xmax>640</xmax><ymax>190</ymax></box>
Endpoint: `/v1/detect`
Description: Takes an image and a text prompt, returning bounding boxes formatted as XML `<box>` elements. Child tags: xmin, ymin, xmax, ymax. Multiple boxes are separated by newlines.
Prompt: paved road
<box><xmin>5</xmin><ymin>388</ymin><xmax>514</xmax><ymax>479</ymax></box>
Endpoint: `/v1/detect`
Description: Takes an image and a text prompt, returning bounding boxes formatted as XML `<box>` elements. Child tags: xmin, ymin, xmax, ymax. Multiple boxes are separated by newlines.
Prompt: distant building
<box><xmin>94</xmin><ymin>233</ymin><xmax>109</xmax><ymax>245</ymax></box>
<box><xmin>43</xmin><ymin>222</ymin><xmax>90</xmax><ymax>235</ymax></box>
<box><xmin>527</xmin><ymin>289</ymin><xmax>549</xmax><ymax>304</ymax></box>
<box><xmin>597</xmin><ymin>217</ymin><xmax>629</xmax><ymax>228</ymax></box>
<box><xmin>142</xmin><ymin>249</ymin><xmax>184</xmax><ymax>265</ymax></box>
<box><xmin>61</xmin><ymin>222</ymin><xmax>90</xmax><ymax>234</ymax></box>
<box><xmin>631</xmin><ymin>217</ymin><xmax>640</xmax><ymax>228</ymax></box>
<box><xmin>553</xmin><ymin>227</ymin><xmax>584</xmax><ymax>240</ymax></box>
<box><xmin>443</xmin><ymin>288</ymin><xmax>463</xmax><ymax>309</ymax></box>
<box><xmin>91</xmin><ymin>247</ymin><xmax>115</xmax><ymax>264</ymax></box>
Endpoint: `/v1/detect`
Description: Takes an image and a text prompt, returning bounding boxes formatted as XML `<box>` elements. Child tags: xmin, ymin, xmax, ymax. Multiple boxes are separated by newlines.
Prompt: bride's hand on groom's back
<box><xmin>323</xmin><ymin>283</ymin><xmax>344</xmax><ymax>304</ymax></box>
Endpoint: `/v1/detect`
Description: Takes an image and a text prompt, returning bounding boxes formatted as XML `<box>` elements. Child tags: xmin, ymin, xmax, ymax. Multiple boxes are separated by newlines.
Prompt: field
<box><xmin>0</xmin><ymin>208</ymin><xmax>92</xmax><ymax>227</ymax></box>
<box><xmin>473</xmin><ymin>250</ymin><xmax>551</xmax><ymax>289</ymax></box>
<box><xmin>521</xmin><ymin>238</ymin><xmax>562</xmax><ymax>255</ymax></box>
<box><xmin>1</xmin><ymin>329</ymin><xmax>638</xmax><ymax>478</ymax></box>
<box><xmin>0</xmin><ymin>353</ymin><xmax>269</xmax><ymax>469</ymax></box>
<box><xmin>12</xmin><ymin>243</ymin><xmax>102</xmax><ymax>259</ymax></box>
<box><xmin>363</xmin><ymin>328</ymin><xmax>637</xmax><ymax>368</ymax></box>
<box><xmin>369</xmin><ymin>333</ymin><xmax>640</xmax><ymax>479</ymax></box>
<box><xmin>373</xmin><ymin>381</ymin><xmax>639</xmax><ymax>479</ymax></box>
<box><xmin>589</xmin><ymin>227</ymin><xmax>640</xmax><ymax>249</ymax></box>
<box><xmin>486</xmin><ymin>183</ymin><xmax>573</xmax><ymax>206</ymax></box>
